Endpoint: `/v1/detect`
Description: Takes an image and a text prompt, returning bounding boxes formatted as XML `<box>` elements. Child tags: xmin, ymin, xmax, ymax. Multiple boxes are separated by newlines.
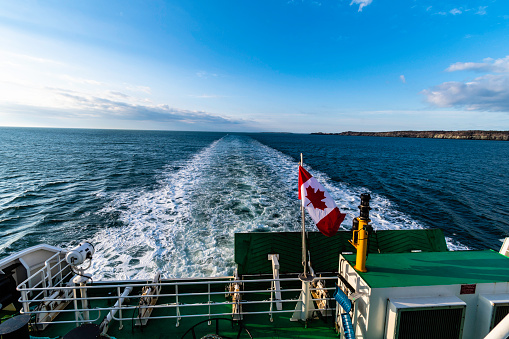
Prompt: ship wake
<box><xmin>88</xmin><ymin>135</ymin><xmax>467</xmax><ymax>280</ymax></box>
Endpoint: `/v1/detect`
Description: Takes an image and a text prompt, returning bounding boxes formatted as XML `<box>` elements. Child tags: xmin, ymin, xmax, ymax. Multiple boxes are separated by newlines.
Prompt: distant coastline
<box><xmin>311</xmin><ymin>130</ymin><xmax>509</xmax><ymax>141</ymax></box>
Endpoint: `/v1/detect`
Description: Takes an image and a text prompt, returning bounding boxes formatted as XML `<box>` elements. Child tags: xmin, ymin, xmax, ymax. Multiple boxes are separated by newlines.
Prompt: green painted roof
<box><xmin>343</xmin><ymin>250</ymin><xmax>509</xmax><ymax>288</ymax></box>
<box><xmin>235</xmin><ymin>229</ymin><xmax>448</xmax><ymax>275</ymax></box>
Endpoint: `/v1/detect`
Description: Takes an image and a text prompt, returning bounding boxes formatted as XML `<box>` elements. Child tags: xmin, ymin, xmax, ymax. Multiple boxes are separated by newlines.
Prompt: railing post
<box><xmin>58</xmin><ymin>257</ymin><xmax>64</xmax><ymax>285</ymax></box>
<box><xmin>269</xmin><ymin>281</ymin><xmax>274</xmax><ymax>322</ymax></box>
<box><xmin>73</xmin><ymin>285</ymin><xmax>81</xmax><ymax>327</ymax></box>
<box><xmin>117</xmin><ymin>287</ymin><xmax>124</xmax><ymax>330</ymax></box>
<box><xmin>46</xmin><ymin>262</ymin><xmax>53</xmax><ymax>289</ymax></box>
<box><xmin>268</xmin><ymin>254</ymin><xmax>282</xmax><ymax>311</ymax></box>
<box><xmin>41</xmin><ymin>270</ymin><xmax>48</xmax><ymax>298</ymax></box>
<box><xmin>207</xmin><ymin>283</ymin><xmax>211</xmax><ymax>325</ymax></box>
<box><xmin>175</xmin><ymin>284</ymin><xmax>181</xmax><ymax>327</ymax></box>
<box><xmin>21</xmin><ymin>287</ymin><xmax>29</xmax><ymax>313</ymax></box>
<box><xmin>80</xmin><ymin>283</ymin><xmax>90</xmax><ymax>322</ymax></box>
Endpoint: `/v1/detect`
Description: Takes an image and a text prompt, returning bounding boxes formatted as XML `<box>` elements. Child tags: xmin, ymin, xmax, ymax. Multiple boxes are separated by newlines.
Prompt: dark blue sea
<box><xmin>1</xmin><ymin>127</ymin><xmax>508</xmax><ymax>279</ymax></box>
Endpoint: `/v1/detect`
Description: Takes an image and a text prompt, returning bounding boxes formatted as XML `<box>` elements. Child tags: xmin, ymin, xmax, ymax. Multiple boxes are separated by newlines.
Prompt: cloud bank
<box><xmin>1</xmin><ymin>86</ymin><xmax>254</xmax><ymax>131</ymax></box>
<box><xmin>422</xmin><ymin>56</ymin><xmax>509</xmax><ymax>112</ymax></box>
<box><xmin>52</xmin><ymin>90</ymin><xmax>245</xmax><ymax>126</ymax></box>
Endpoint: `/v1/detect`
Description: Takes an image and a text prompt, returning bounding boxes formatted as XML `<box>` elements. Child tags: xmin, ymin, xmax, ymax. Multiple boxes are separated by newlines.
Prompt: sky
<box><xmin>0</xmin><ymin>0</ymin><xmax>508</xmax><ymax>133</ymax></box>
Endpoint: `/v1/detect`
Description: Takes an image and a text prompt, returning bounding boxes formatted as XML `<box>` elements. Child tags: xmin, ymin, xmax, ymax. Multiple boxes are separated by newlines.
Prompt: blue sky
<box><xmin>0</xmin><ymin>0</ymin><xmax>508</xmax><ymax>132</ymax></box>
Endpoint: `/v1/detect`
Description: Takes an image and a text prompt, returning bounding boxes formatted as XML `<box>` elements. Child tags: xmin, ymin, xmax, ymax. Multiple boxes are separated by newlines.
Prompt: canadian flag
<box><xmin>299</xmin><ymin>165</ymin><xmax>346</xmax><ymax>237</ymax></box>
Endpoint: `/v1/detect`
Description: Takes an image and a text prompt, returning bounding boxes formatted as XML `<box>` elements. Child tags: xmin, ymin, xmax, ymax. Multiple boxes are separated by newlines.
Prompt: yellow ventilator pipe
<box><xmin>349</xmin><ymin>193</ymin><xmax>371</xmax><ymax>273</ymax></box>
<box><xmin>354</xmin><ymin>218</ymin><xmax>369</xmax><ymax>272</ymax></box>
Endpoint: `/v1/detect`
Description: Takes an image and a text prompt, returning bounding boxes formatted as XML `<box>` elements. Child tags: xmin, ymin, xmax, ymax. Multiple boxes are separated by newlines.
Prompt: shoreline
<box><xmin>312</xmin><ymin>130</ymin><xmax>509</xmax><ymax>141</ymax></box>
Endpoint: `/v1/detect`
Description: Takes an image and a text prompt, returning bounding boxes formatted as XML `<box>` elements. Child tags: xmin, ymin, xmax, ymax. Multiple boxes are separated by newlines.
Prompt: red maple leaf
<box><xmin>305</xmin><ymin>186</ymin><xmax>328</xmax><ymax>210</ymax></box>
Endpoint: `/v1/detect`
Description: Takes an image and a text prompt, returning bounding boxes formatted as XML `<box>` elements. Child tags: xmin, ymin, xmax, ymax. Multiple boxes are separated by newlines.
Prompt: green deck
<box><xmin>343</xmin><ymin>250</ymin><xmax>509</xmax><ymax>288</ymax></box>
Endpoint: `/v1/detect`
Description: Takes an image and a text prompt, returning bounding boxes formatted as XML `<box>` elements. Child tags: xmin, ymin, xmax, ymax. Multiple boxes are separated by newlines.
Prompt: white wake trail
<box><xmin>87</xmin><ymin>135</ymin><xmax>467</xmax><ymax>280</ymax></box>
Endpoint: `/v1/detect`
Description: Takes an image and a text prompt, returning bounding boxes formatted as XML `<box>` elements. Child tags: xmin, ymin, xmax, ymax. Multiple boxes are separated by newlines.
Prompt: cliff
<box><xmin>312</xmin><ymin>130</ymin><xmax>509</xmax><ymax>141</ymax></box>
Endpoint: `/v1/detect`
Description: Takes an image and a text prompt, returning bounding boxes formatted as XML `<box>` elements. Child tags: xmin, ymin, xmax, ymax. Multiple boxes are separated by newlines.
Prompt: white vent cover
<box><xmin>386</xmin><ymin>296</ymin><xmax>466</xmax><ymax>339</ymax></box>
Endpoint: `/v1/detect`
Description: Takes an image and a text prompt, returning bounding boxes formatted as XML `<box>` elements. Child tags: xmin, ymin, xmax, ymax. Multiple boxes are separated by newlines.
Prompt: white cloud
<box><xmin>59</xmin><ymin>74</ymin><xmax>105</xmax><ymax>86</ymax></box>
<box><xmin>196</xmin><ymin>71</ymin><xmax>219</xmax><ymax>79</ymax></box>
<box><xmin>189</xmin><ymin>94</ymin><xmax>222</xmax><ymax>98</ymax></box>
<box><xmin>476</xmin><ymin>6</ymin><xmax>487</xmax><ymax>15</ymax></box>
<box><xmin>446</xmin><ymin>56</ymin><xmax>509</xmax><ymax>73</ymax></box>
<box><xmin>446</xmin><ymin>62</ymin><xmax>491</xmax><ymax>72</ymax></box>
<box><xmin>430</xmin><ymin>6</ymin><xmax>487</xmax><ymax>16</ymax></box>
<box><xmin>287</xmin><ymin>0</ymin><xmax>323</xmax><ymax>6</ymax></box>
<box><xmin>106</xmin><ymin>91</ymin><xmax>130</xmax><ymax>99</ymax></box>
<box><xmin>350</xmin><ymin>0</ymin><xmax>372</xmax><ymax>12</ymax></box>
<box><xmin>423</xmin><ymin>56</ymin><xmax>509</xmax><ymax>112</ymax></box>
<box><xmin>124</xmin><ymin>85</ymin><xmax>152</xmax><ymax>94</ymax></box>
<box><xmin>400</xmin><ymin>75</ymin><xmax>406</xmax><ymax>84</ymax></box>
<box><xmin>422</xmin><ymin>74</ymin><xmax>509</xmax><ymax>111</ymax></box>
<box><xmin>0</xmin><ymin>51</ymin><xmax>65</xmax><ymax>66</ymax></box>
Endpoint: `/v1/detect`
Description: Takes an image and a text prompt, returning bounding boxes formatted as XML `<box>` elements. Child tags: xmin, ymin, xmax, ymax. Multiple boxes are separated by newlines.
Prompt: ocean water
<box><xmin>1</xmin><ymin>127</ymin><xmax>508</xmax><ymax>280</ymax></box>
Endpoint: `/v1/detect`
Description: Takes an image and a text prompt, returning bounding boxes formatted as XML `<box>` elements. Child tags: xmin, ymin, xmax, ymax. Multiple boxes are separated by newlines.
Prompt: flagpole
<box><xmin>300</xmin><ymin>154</ymin><xmax>306</xmax><ymax>277</ymax></box>
<box><xmin>299</xmin><ymin>153</ymin><xmax>313</xmax><ymax>282</ymax></box>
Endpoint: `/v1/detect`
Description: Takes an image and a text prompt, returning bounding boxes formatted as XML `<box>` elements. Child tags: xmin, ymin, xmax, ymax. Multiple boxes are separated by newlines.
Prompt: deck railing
<box><xmin>17</xmin><ymin>261</ymin><xmax>338</xmax><ymax>332</ymax></box>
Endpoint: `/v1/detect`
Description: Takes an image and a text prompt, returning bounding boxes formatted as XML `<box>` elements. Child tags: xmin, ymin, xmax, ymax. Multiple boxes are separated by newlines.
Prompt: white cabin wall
<box><xmin>339</xmin><ymin>256</ymin><xmax>509</xmax><ymax>339</ymax></box>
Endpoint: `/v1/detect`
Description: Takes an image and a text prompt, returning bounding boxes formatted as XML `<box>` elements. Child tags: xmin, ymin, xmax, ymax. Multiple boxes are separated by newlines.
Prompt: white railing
<box><xmin>17</xmin><ymin>251</ymin><xmax>71</xmax><ymax>311</ymax></box>
<box><xmin>18</xmin><ymin>265</ymin><xmax>337</xmax><ymax>332</ymax></box>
